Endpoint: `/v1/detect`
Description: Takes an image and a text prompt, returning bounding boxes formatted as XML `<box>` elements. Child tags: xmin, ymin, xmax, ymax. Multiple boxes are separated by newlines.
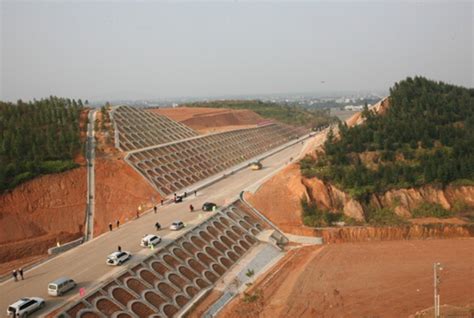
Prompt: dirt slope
<box><xmin>0</xmin><ymin>168</ymin><xmax>87</xmax><ymax>275</ymax></box>
<box><xmin>94</xmin><ymin>158</ymin><xmax>160</xmax><ymax>236</ymax></box>
<box><xmin>150</xmin><ymin>107</ymin><xmax>264</xmax><ymax>133</ymax></box>
<box><xmin>245</xmin><ymin>164</ymin><xmax>314</xmax><ymax>236</ymax></box>
<box><xmin>220</xmin><ymin>239</ymin><xmax>474</xmax><ymax>318</ymax></box>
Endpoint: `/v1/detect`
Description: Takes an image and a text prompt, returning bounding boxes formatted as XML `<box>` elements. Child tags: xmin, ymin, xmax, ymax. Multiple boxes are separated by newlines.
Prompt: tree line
<box><xmin>0</xmin><ymin>96</ymin><xmax>85</xmax><ymax>191</ymax></box>
<box><xmin>301</xmin><ymin>76</ymin><xmax>474</xmax><ymax>201</ymax></box>
<box><xmin>183</xmin><ymin>99</ymin><xmax>338</xmax><ymax>129</ymax></box>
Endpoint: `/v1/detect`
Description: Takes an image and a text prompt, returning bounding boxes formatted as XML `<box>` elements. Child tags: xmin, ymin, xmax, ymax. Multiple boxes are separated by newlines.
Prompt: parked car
<box><xmin>141</xmin><ymin>234</ymin><xmax>161</xmax><ymax>247</ymax></box>
<box><xmin>106</xmin><ymin>251</ymin><xmax>131</xmax><ymax>266</ymax></box>
<box><xmin>169</xmin><ymin>221</ymin><xmax>184</xmax><ymax>231</ymax></box>
<box><xmin>174</xmin><ymin>196</ymin><xmax>183</xmax><ymax>203</ymax></box>
<box><xmin>202</xmin><ymin>202</ymin><xmax>217</xmax><ymax>212</ymax></box>
<box><xmin>48</xmin><ymin>277</ymin><xmax>76</xmax><ymax>296</ymax></box>
<box><xmin>7</xmin><ymin>297</ymin><xmax>45</xmax><ymax>317</ymax></box>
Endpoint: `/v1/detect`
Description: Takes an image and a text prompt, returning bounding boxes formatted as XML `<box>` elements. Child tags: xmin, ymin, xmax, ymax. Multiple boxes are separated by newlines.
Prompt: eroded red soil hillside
<box><xmin>93</xmin><ymin>157</ymin><xmax>160</xmax><ymax>236</ymax></box>
<box><xmin>0</xmin><ymin>168</ymin><xmax>87</xmax><ymax>275</ymax></box>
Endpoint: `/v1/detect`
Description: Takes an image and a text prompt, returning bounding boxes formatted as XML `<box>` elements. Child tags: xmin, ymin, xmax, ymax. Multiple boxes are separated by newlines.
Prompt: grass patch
<box><xmin>412</xmin><ymin>203</ymin><xmax>453</xmax><ymax>218</ymax></box>
<box><xmin>450</xmin><ymin>179</ymin><xmax>474</xmax><ymax>186</ymax></box>
<box><xmin>301</xmin><ymin>196</ymin><xmax>361</xmax><ymax>227</ymax></box>
<box><xmin>39</xmin><ymin>160</ymin><xmax>79</xmax><ymax>174</ymax></box>
<box><xmin>366</xmin><ymin>207</ymin><xmax>408</xmax><ymax>226</ymax></box>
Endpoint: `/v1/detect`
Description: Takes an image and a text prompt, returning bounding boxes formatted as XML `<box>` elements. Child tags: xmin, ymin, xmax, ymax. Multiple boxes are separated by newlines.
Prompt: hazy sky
<box><xmin>1</xmin><ymin>1</ymin><xmax>472</xmax><ymax>101</ymax></box>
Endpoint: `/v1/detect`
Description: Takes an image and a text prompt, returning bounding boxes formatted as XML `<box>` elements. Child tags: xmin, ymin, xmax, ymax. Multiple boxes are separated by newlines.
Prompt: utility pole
<box><xmin>433</xmin><ymin>262</ymin><xmax>443</xmax><ymax>318</ymax></box>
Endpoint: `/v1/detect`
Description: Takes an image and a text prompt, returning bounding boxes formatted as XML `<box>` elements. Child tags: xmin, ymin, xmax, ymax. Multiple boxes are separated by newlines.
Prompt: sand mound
<box><xmin>220</xmin><ymin>239</ymin><xmax>474</xmax><ymax>318</ymax></box>
<box><xmin>150</xmin><ymin>107</ymin><xmax>264</xmax><ymax>133</ymax></box>
<box><xmin>94</xmin><ymin>158</ymin><xmax>160</xmax><ymax>236</ymax></box>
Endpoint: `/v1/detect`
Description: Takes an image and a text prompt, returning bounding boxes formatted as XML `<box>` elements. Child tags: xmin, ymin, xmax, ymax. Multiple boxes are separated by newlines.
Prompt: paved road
<box><xmin>0</xmin><ymin>134</ymin><xmax>319</xmax><ymax>317</ymax></box>
<box><xmin>85</xmin><ymin>110</ymin><xmax>96</xmax><ymax>241</ymax></box>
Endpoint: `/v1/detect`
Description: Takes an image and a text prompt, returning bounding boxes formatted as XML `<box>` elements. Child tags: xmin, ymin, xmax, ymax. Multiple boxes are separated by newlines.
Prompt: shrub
<box><xmin>412</xmin><ymin>203</ymin><xmax>452</xmax><ymax>218</ymax></box>
<box><xmin>366</xmin><ymin>207</ymin><xmax>407</xmax><ymax>226</ymax></box>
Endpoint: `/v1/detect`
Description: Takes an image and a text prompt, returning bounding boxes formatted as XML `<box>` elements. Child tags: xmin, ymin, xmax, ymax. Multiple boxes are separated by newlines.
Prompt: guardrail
<box><xmin>48</xmin><ymin>237</ymin><xmax>84</xmax><ymax>255</ymax></box>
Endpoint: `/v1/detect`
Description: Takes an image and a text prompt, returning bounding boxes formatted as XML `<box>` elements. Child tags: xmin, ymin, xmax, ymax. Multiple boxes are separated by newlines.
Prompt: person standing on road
<box><xmin>116</xmin><ymin>220</ymin><xmax>120</xmax><ymax>228</ymax></box>
<box><xmin>160</xmin><ymin>199</ymin><xmax>164</xmax><ymax>206</ymax></box>
<box><xmin>155</xmin><ymin>222</ymin><xmax>161</xmax><ymax>231</ymax></box>
<box><xmin>12</xmin><ymin>270</ymin><xmax>18</xmax><ymax>282</ymax></box>
<box><xmin>19</xmin><ymin>268</ymin><xmax>24</xmax><ymax>280</ymax></box>
<box><xmin>194</xmin><ymin>190</ymin><xmax>197</xmax><ymax>197</ymax></box>
<box><xmin>189</xmin><ymin>204</ymin><xmax>194</xmax><ymax>212</ymax></box>
<box><xmin>154</xmin><ymin>206</ymin><xmax>157</xmax><ymax>214</ymax></box>
<box><xmin>118</xmin><ymin>245</ymin><xmax>122</xmax><ymax>252</ymax></box>
<box><xmin>109</xmin><ymin>223</ymin><xmax>113</xmax><ymax>231</ymax></box>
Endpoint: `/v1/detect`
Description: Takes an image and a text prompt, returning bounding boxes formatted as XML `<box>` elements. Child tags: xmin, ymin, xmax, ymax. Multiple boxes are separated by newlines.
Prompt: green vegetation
<box><xmin>183</xmin><ymin>100</ymin><xmax>338</xmax><ymax>129</ymax></box>
<box><xmin>242</xmin><ymin>289</ymin><xmax>262</xmax><ymax>304</ymax></box>
<box><xmin>0</xmin><ymin>96</ymin><xmax>84</xmax><ymax>191</ymax></box>
<box><xmin>365</xmin><ymin>207</ymin><xmax>408</xmax><ymax>226</ymax></box>
<box><xmin>412</xmin><ymin>203</ymin><xmax>452</xmax><ymax>218</ymax></box>
<box><xmin>301</xmin><ymin>196</ymin><xmax>360</xmax><ymax>227</ymax></box>
<box><xmin>300</xmin><ymin>77</ymin><xmax>474</xmax><ymax>201</ymax></box>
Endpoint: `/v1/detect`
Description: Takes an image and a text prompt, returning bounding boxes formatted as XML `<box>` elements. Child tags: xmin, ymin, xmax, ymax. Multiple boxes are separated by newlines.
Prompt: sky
<box><xmin>1</xmin><ymin>1</ymin><xmax>472</xmax><ymax>102</ymax></box>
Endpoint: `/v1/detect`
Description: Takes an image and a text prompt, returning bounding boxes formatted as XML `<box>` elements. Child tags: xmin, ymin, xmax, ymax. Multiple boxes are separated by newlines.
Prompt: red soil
<box><xmin>93</xmin><ymin>158</ymin><xmax>160</xmax><ymax>236</ymax></box>
<box><xmin>220</xmin><ymin>239</ymin><xmax>474</xmax><ymax>318</ymax></box>
<box><xmin>244</xmin><ymin>164</ymin><xmax>314</xmax><ymax>236</ymax></box>
<box><xmin>0</xmin><ymin>167</ymin><xmax>87</xmax><ymax>275</ymax></box>
<box><xmin>0</xmin><ymin>137</ymin><xmax>160</xmax><ymax>274</ymax></box>
<box><xmin>149</xmin><ymin>107</ymin><xmax>264</xmax><ymax>133</ymax></box>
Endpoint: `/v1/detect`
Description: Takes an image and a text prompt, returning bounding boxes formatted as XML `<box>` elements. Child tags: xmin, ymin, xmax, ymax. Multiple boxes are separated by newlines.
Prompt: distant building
<box><xmin>344</xmin><ymin>105</ymin><xmax>365</xmax><ymax>111</ymax></box>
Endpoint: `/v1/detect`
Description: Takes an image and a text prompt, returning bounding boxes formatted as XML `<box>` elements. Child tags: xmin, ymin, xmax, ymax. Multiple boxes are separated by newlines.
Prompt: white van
<box><xmin>48</xmin><ymin>277</ymin><xmax>76</xmax><ymax>296</ymax></box>
<box><xmin>141</xmin><ymin>234</ymin><xmax>161</xmax><ymax>248</ymax></box>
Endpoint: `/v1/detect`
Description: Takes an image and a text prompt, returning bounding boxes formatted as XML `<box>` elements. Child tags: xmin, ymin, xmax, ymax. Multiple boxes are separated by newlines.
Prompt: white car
<box><xmin>141</xmin><ymin>234</ymin><xmax>161</xmax><ymax>247</ymax></box>
<box><xmin>7</xmin><ymin>297</ymin><xmax>45</xmax><ymax>317</ymax></box>
<box><xmin>169</xmin><ymin>221</ymin><xmax>184</xmax><ymax>231</ymax></box>
<box><xmin>106</xmin><ymin>251</ymin><xmax>131</xmax><ymax>266</ymax></box>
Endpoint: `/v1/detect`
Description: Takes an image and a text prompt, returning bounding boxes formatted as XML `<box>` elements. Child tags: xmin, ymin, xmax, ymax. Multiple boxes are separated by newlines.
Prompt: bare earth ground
<box><xmin>150</xmin><ymin>106</ymin><xmax>264</xmax><ymax>133</ymax></box>
<box><xmin>0</xmin><ymin>168</ymin><xmax>87</xmax><ymax>275</ymax></box>
<box><xmin>93</xmin><ymin>157</ymin><xmax>161</xmax><ymax>236</ymax></box>
<box><xmin>220</xmin><ymin>239</ymin><xmax>474</xmax><ymax>318</ymax></box>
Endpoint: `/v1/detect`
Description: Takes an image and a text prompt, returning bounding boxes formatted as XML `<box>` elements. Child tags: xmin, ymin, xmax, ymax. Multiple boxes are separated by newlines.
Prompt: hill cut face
<box><xmin>111</xmin><ymin>106</ymin><xmax>199</xmax><ymax>151</ymax></box>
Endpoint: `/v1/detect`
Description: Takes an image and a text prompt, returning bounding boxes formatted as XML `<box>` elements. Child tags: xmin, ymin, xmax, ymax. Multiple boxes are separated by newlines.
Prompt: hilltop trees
<box><xmin>301</xmin><ymin>77</ymin><xmax>474</xmax><ymax>200</ymax></box>
<box><xmin>0</xmin><ymin>96</ymin><xmax>84</xmax><ymax>191</ymax></box>
<box><xmin>184</xmin><ymin>100</ymin><xmax>338</xmax><ymax>130</ymax></box>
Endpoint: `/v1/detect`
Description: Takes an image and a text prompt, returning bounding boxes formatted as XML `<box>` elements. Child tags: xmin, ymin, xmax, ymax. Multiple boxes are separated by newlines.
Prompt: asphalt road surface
<box><xmin>0</xmin><ymin>135</ymin><xmax>316</xmax><ymax>317</ymax></box>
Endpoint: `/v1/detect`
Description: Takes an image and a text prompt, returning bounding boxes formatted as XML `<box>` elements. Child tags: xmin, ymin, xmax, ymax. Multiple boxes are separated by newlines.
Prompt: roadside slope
<box><xmin>0</xmin><ymin>167</ymin><xmax>87</xmax><ymax>275</ymax></box>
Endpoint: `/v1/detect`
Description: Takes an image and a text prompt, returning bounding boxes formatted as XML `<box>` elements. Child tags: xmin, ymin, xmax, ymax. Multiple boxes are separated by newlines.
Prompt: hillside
<box><xmin>150</xmin><ymin>106</ymin><xmax>264</xmax><ymax>134</ymax></box>
<box><xmin>244</xmin><ymin>78</ymin><xmax>474</xmax><ymax>231</ymax></box>
<box><xmin>0</xmin><ymin>97</ymin><xmax>86</xmax><ymax>191</ymax></box>
<box><xmin>302</xmin><ymin>77</ymin><xmax>474</xmax><ymax>201</ymax></box>
<box><xmin>180</xmin><ymin>100</ymin><xmax>338</xmax><ymax>129</ymax></box>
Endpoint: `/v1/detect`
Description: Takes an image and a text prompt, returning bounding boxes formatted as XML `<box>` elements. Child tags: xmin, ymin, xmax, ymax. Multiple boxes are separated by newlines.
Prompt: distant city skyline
<box><xmin>1</xmin><ymin>1</ymin><xmax>472</xmax><ymax>102</ymax></box>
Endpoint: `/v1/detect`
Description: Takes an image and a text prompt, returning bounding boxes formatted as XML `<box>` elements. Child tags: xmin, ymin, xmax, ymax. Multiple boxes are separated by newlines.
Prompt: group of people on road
<box><xmin>105</xmin><ymin>189</ymin><xmax>198</xmax><ymax>240</ymax></box>
<box><xmin>12</xmin><ymin>268</ymin><xmax>24</xmax><ymax>282</ymax></box>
